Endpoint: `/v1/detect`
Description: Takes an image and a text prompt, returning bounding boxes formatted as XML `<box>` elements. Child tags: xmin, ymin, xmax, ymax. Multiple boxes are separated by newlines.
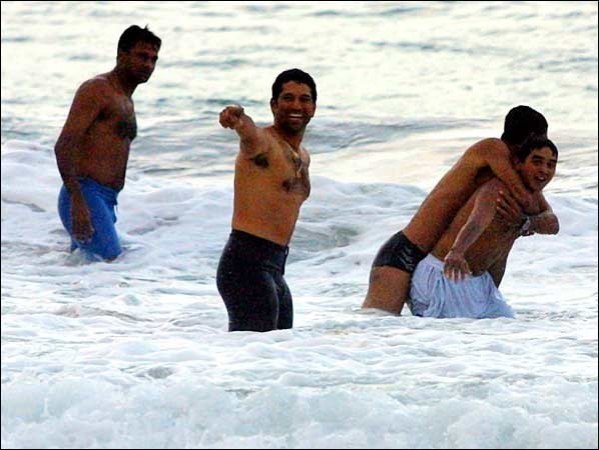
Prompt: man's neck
<box><xmin>503</xmin><ymin>140</ymin><xmax>518</xmax><ymax>155</ymax></box>
<box><xmin>272</xmin><ymin>124</ymin><xmax>304</xmax><ymax>150</ymax></box>
<box><xmin>111</xmin><ymin>68</ymin><xmax>137</xmax><ymax>97</ymax></box>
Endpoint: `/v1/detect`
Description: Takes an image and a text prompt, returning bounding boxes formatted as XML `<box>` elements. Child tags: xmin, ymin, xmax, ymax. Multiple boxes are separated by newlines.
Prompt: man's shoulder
<box><xmin>465</xmin><ymin>137</ymin><xmax>509</xmax><ymax>156</ymax></box>
<box><xmin>76</xmin><ymin>74</ymin><xmax>113</xmax><ymax>98</ymax></box>
<box><xmin>263</xmin><ymin>127</ymin><xmax>289</xmax><ymax>150</ymax></box>
<box><xmin>262</xmin><ymin>126</ymin><xmax>276</xmax><ymax>138</ymax></box>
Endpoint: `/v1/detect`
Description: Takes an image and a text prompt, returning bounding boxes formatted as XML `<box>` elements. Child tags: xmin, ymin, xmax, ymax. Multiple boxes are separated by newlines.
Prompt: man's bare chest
<box><xmin>97</xmin><ymin>96</ymin><xmax>137</xmax><ymax>140</ymax></box>
<box><xmin>247</xmin><ymin>146</ymin><xmax>309</xmax><ymax>196</ymax></box>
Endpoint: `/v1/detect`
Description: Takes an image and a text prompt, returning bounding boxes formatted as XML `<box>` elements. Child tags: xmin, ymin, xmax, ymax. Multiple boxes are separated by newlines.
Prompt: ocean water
<box><xmin>1</xmin><ymin>1</ymin><xmax>597</xmax><ymax>448</ymax></box>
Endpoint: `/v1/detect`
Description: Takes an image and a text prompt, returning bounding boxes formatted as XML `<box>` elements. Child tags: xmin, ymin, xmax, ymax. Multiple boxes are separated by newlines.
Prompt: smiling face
<box><xmin>270</xmin><ymin>81</ymin><xmax>316</xmax><ymax>134</ymax></box>
<box><xmin>516</xmin><ymin>146</ymin><xmax>558</xmax><ymax>193</ymax></box>
<box><xmin>117</xmin><ymin>41</ymin><xmax>159</xmax><ymax>84</ymax></box>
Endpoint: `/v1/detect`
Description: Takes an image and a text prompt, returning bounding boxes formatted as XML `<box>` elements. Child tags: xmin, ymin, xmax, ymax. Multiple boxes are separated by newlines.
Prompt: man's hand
<box><xmin>443</xmin><ymin>249</ymin><xmax>472</xmax><ymax>282</ymax></box>
<box><xmin>219</xmin><ymin>105</ymin><xmax>245</xmax><ymax>130</ymax></box>
<box><xmin>496</xmin><ymin>190</ymin><xmax>534</xmax><ymax>236</ymax></box>
<box><xmin>71</xmin><ymin>193</ymin><xmax>94</xmax><ymax>243</ymax></box>
<box><xmin>509</xmin><ymin>184</ymin><xmax>534</xmax><ymax>211</ymax></box>
<box><xmin>496</xmin><ymin>190</ymin><xmax>525</xmax><ymax>226</ymax></box>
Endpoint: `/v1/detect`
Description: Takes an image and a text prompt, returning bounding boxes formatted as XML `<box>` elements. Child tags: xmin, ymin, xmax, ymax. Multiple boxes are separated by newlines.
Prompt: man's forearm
<box><xmin>450</xmin><ymin>222</ymin><xmax>484</xmax><ymax>255</ymax></box>
<box><xmin>234</xmin><ymin>112</ymin><xmax>259</xmax><ymax>148</ymax></box>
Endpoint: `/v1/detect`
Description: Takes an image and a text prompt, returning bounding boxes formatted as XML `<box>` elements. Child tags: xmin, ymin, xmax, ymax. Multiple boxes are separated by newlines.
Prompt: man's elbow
<box><xmin>54</xmin><ymin>136</ymin><xmax>68</xmax><ymax>158</ymax></box>
<box><xmin>54</xmin><ymin>140</ymin><xmax>76</xmax><ymax>173</ymax></box>
<box><xmin>549</xmin><ymin>217</ymin><xmax>560</xmax><ymax>235</ymax></box>
<box><xmin>54</xmin><ymin>144</ymin><xmax>69</xmax><ymax>166</ymax></box>
<box><xmin>538</xmin><ymin>215</ymin><xmax>560</xmax><ymax>235</ymax></box>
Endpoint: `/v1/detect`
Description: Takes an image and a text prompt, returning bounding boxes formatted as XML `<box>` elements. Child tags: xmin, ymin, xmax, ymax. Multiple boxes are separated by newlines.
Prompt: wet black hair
<box><xmin>271</xmin><ymin>68</ymin><xmax>317</xmax><ymax>103</ymax></box>
<box><xmin>117</xmin><ymin>25</ymin><xmax>161</xmax><ymax>52</ymax></box>
<box><xmin>515</xmin><ymin>136</ymin><xmax>558</xmax><ymax>162</ymax></box>
<box><xmin>501</xmin><ymin>105</ymin><xmax>548</xmax><ymax>146</ymax></box>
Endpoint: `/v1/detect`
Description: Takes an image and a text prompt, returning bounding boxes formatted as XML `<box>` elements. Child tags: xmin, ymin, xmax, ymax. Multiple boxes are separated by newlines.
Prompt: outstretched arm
<box><xmin>444</xmin><ymin>181</ymin><xmax>501</xmax><ymax>282</ymax></box>
<box><xmin>219</xmin><ymin>105</ymin><xmax>265</xmax><ymax>158</ymax></box>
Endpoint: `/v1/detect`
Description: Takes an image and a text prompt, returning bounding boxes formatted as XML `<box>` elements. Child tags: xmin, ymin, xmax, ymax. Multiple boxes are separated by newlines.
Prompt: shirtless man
<box><xmin>409</xmin><ymin>137</ymin><xmax>559</xmax><ymax>318</ymax></box>
<box><xmin>55</xmin><ymin>25</ymin><xmax>161</xmax><ymax>260</ymax></box>
<box><xmin>363</xmin><ymin>106</ymin><xmax>559</xmax><ymax>314</ymax></box>
<box><xmin>217</xmin><ymin>69</ymin><xmax>316</xmax><ymax>332</ymax></box>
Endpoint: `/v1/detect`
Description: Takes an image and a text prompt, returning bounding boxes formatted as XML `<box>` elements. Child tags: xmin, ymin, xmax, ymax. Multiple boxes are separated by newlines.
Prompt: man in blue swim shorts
<box><xmin>54</xmin><ymin>25</ymin><xmax>161</xmax><ymax>260</ymax></box>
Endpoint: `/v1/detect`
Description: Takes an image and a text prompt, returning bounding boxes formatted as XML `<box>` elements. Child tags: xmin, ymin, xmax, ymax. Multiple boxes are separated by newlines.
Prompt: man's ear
<box><xmin>513</xmin><ymin>157</ymin><xmax>524</xmax><ymax>171</ymax></box>
<box><xmin>270</xmin><ymin>98</ymin><xmax>276</xmax><ymax>114</ymax></box>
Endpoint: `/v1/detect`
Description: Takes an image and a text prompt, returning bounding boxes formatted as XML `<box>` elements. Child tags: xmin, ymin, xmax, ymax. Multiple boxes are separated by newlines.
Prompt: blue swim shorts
<box><xmin>58</xmin><ymin>178</ymin><xmax>122</xmax><ymax>260</ymax></box>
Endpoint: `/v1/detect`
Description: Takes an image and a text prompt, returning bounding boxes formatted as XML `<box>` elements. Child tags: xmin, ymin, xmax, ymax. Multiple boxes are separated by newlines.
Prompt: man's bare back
<box><xmin>410</xmin><ymin>138</ymin><xmax>558</xmax><ymax>319</ymax></box>
<box><xmin>438</xmin><ymin>141</ymin><xmax>558</xmax><ymax>282</ymax></box>
<box><xmin>363</xmin><ymin>138</ymin><xmax>531</xmax><ymax>313</ymax></box>
<box><xmin>363</xmin><ymin>106</ymin><xmax>557</xmax><ymax>314</ymax></box>
<box><xmin>402</xmin><ymin>138</ymin><xmax>530</xmax><ymax>252</ymax></box>
<box><xmin>407</xmin><ymin>140</ymin><xmax>559</xmax><ymax>319</ymax></box>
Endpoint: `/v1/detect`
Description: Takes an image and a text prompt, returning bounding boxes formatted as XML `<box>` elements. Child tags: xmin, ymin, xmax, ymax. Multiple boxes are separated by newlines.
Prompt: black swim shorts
<box><xmin>217</xmin><ymin>229</ymin><xmax>292</xmax><ymax>332</ymax></box>
<box><xmin>372</xmin><ymin>231</ymin><xmax>426</xmax><ymax>273</ymax></box>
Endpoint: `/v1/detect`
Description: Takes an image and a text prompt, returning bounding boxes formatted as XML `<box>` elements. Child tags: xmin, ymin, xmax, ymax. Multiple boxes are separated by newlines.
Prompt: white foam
<box><xmin>2</xmin><ymin>138</ymin><xmax>597</xmax><ymax>449</ymax></box>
